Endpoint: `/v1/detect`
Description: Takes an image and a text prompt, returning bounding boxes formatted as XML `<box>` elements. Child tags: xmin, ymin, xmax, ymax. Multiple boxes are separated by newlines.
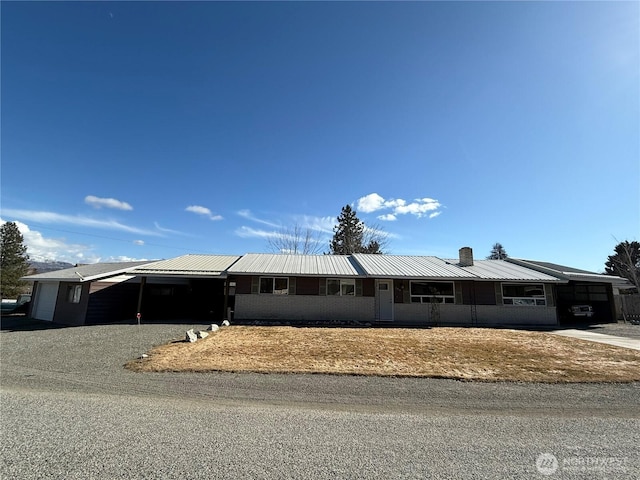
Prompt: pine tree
<box><xmin>487</xmin><ymin>242</ymin><xmax>508</xmax><ymax>260</ymax></box>
<box><xmin>0</xmin><ymin>222</ymin><xmax>30</xmax><ymax>298</ymax></box>
<box><xmin>329</xmin><ymin>205</ymin><xmax>383</xmax><ymax>254</ymax></box>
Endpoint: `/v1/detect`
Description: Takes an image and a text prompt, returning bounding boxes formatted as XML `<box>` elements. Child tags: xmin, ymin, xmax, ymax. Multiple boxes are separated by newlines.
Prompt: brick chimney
<box><xmin>459</xmin><ymin>247</ymin><xmax>474</xmax><ymax>267</ymax></box>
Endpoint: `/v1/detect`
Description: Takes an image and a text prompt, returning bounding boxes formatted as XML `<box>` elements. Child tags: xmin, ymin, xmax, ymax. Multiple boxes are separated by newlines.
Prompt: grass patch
<box><xmin>125</xmin><ymin>326</ymin><xmax>640</xmax><ymax>382</ymax></box>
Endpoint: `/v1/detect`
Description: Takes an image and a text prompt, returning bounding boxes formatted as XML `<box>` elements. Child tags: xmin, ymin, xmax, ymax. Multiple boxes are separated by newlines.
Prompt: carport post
<box><xmin>223</xmin><ymin>277</ymin><xmax>229</xmax><ymax>320</ymax></box>
<box><xmin>136</xmin><ymin>276</ymin><xmax>146</xmax><ymax>320</ymax></box>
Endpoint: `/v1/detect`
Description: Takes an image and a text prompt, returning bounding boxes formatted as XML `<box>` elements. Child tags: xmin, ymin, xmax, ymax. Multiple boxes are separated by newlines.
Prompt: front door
<box><xmin>378</xmin><ymin>281</ymin><xmax>393</xmax><ymax>321</ymax></box>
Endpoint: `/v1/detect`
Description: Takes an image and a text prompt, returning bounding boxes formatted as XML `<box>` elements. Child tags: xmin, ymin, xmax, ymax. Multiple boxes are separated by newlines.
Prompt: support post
<box><xmin>223</xmin><ymin>277</ymin><xmax>229</xmax><ymax>320</ymax></box>
<box><xmin>136</xmin><ymin>276</ymin><xmax>146</xmax><ymax>321</ymax></box>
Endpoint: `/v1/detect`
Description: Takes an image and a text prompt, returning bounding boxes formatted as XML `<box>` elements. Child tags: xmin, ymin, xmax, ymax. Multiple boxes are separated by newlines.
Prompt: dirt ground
<box><xmin>126</xmin><ymin>326</ymin><xmax>640</xmax><ymax>382</ymax></box>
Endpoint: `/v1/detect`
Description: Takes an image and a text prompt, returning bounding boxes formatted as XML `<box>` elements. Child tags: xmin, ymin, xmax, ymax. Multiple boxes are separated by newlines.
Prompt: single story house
<box><xmin>22</xmin><ymin>248</ymin><xmax>632</xmax><ymax>327</ymax></box>
<box><xmin>227</xmin><ymin>248</ymin><xmax>564</xmax><ymax>326</ymax></box>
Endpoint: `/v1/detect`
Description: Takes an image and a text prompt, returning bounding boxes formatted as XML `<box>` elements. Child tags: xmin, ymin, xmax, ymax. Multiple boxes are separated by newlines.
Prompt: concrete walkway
<box><xmin>550</xmin><ymin>329</ymin><xmax>640</xmax><ymax>351</ymax></box>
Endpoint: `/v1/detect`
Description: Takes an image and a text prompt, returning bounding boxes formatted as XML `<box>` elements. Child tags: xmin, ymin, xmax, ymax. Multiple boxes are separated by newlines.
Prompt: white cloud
<box><xmin>356</xmin><ymin>193</ymin><xmax>442</xmax><ymax>220</ymax></box>
<box><xmin>429</xmin><ymin>211</ymin><xmax>442</xmax><ymax>219</ymax></box>
<box><xmin>100</xmin><ymin>255</ymin><xmax>149</xmax><ymax>262</ymax></box>
<box><xmin>292</xmin><ymin>214</ymin><xmax>335</xmax><ymax>233</ymax></box>
<box><xmin>133</xmin><ymin>240</ymin><xmax>145</xmax><ymax>246</ymax></box>
<box><xmin>237</xmin><ymin>209</ymin><xmax>280</xmax><ymax>228</ymax></box>
<box><xmin>85</xmin><ymin>195</ymin><xmax>133</xmax><ymax>211</ymax></box>
<box><xmin>357</xmin><ymin>193</ymin><xmax>386</xmax><ymax>213</ymax></box>
<box><xmin>1</xmin><ymin>218</ymin><xmax>97</xmax><ymax>263</ymax></box>
<box><xmin>235</xmin><ymin>226</ymin><xmax>279</xmax><ymax>239</ymax></box>
<box><xmin>2</xmin><ymin>209</ymin><xmax>163</xmax><ymax>236</ymax></box>
<box><xmin>185</xmin><ymin>205</ymin><xmax>223</xmax><ymax>221</ymax></box>
<box><xmin>234</xmin><ymin>212</ymin><xmax>334</xmax><ymax>251</ymax></box>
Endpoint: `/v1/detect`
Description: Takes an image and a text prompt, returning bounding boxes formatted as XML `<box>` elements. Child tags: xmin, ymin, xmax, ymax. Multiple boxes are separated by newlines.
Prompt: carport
<box><xmin>505</xmin><ymin>259</ymin><xmax>632</xmax><ymax>324</ymax></box>
<box><xmin>128</xmin><ymin>255</ymin><xmax>241</xmax><ymax>322</ymax></box>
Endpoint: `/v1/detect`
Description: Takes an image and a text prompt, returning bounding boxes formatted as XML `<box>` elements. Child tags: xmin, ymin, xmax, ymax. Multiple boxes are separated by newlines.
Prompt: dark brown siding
<box><xmin>362</xmin><ymin>278</ymin><xmax>375</xmax><ymax>297</ymax></box>
<box><xmin>234</xmin><ymin>276</ymin><xmax>252</xmax><ymax>294</ymax></box>
<box><xmin>52</xmin><ymin>282</ymin><xmax>90</xmax><ymax>326</ymax></box>
<box><xmin>394</xmin><ymin>279</ymin><xmax>409</xmax><ymax>303</ymax></box>
<box><xmin>86</xmin><ymin>281</ymin><xmax>141</xmax><ymax>324</ymax></box>
<box><xmin>296</xmin><ymin>277</ymin><xmax>319</xmax><ymax>295</ymax></box>
<box><xmin>460</xmin><ymin>281</ymin><xmax>497</xmax><ymax>305</ymax></box>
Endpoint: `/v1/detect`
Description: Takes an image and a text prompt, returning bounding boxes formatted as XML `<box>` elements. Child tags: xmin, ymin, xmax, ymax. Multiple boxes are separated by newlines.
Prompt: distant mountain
<box><xmin>28</xmin><ymin>260</ymin><xmax>74</xmax><ymax>275</ymax></box>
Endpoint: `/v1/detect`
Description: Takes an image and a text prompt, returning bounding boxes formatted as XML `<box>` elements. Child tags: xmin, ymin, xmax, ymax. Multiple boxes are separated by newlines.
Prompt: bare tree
<box><xmin>362</xmin><ymin>222</ymin><xmax>390</xmax><ymax>254</ymax></box>
<box><xmin>605</xmin><ymin>240</ymin><xmax>640</xmax><ymax>288</ymax></box>
<box><xmin>267</xmin><ymin>223</ymin><xmax>325</xmax><ymax>255</ymax></box>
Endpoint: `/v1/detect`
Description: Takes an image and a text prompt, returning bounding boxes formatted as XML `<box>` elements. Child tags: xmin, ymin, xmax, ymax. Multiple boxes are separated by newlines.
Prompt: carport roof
<box><xmin>506</xmin><ymin>258</ymin><xmax>632</xmax><ymax>286</ymax></box>
<box><xmin>128</xmin><ymin>255</ymin><xmax>241</xmax><ymax>277</ymax></box>
<box><xmin>23</xmin><ymin>261</ymin><xmax>152</xmax><ymax>283</ymax></box>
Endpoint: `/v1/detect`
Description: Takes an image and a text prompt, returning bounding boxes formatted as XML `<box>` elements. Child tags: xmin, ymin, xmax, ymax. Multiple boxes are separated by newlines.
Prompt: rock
<box><xmin>208</xmin><ymin>324</ymin><xmax>219</xmax><ymax>332</ymax></box>
<box><xmin>185</xmin><ymin>329</ymin><xmax>197</xmax><ymax>343</ymax></box>
<box><xmin>222</xmin><ymin>320</ymin><xmax>230</xmax><ymax>327</ymax></box>
<box><xmin>196</xmin><ymin>330</ymin><xmax>209</xmax><ymax>339</ymax></box>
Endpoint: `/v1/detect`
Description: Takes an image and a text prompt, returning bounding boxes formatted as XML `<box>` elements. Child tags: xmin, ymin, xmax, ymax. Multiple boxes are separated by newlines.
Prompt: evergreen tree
<box><xmin>487</xmin><ymin>242</ymin><xmax>508</xmax><ymax>260</ymax></box>
<box><xmin>605</xmin><ymin>240</ymin><xmax>640</xmax><ymax>288</ymax></box>
<box><xmin>329</xmin><ymin>205</ymin><xmax>383</xmax><ymax>254</ymax></box>
<box><xmin>1</xmin><ymin>222</ymin><xmax>30</xmax><ymax>298</ymax></box>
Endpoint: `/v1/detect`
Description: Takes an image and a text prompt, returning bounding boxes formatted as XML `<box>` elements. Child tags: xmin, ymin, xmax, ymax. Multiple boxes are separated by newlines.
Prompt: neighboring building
<box><xmin>25</xmin><ymin>262</ymin><xmax>150</xmax><ymax>325</ymax></box>
<box><xmin>22</xmin><ymin>248</ymin><xmax>631</xmax><ymax>327</ymax></box>
<box><xmin>23</xmin><ymin>256</ymin><xmax>242</xmax><ymax>326</ymax></box>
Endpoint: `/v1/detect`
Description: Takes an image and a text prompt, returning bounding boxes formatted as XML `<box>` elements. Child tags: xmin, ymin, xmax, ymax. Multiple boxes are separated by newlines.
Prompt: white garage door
<box><xmin>33</xmin><ymin>282</ymin><xmax>58</xmax><ymax>321</ymax></box>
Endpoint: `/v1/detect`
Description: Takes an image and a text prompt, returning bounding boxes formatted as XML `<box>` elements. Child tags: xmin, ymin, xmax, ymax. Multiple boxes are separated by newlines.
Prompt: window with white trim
<box><xmin>327</xmin><ymin>279</ymin><xmax>355</xmax><ymax>296</ymax></box>
<box><xmin>410</xmin><ymin>281</ymin><xmax>454</xmax><ymax>304</ymax></box>
<box><xmin>67</xmin><ymin>285</ymin><xmax>82</xmax><ymax>304</ymax></box>
<box><xmin>502</xmin><ymin>284</ymin><xmax>546</xmax><ymax>306</ymax></box>
<box><xmin>260</xmin><ymin>277</ymin><xmax>289</xmax><ymax>295</ymax></box>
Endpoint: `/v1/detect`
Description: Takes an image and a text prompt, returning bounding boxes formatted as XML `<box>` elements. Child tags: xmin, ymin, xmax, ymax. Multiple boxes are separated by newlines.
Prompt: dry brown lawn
<box><xmin>126</xmin><ymin>326</ymin><xmax>640</xmax><ymax>382</ymax></box>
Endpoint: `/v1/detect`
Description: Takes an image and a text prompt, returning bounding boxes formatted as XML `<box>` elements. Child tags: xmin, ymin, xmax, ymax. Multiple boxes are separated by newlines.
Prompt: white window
<box><xmin>502</xmin><ymin>284</ymin><xmax>546</xmax><ymax>306</ymax></box>
<box><xmin>410</xmin><ymin>281</ymin><xmax>454</xmax><ymax>304</ymax></box>
<box><xmin>67</xmin><ymin>285</ymin><xmax>82</xmax><ymax>304</ymax></box>
<box><xmin>327</xmin><ymin>279</ymin><xmax>355</xmax><ymax>296</ymax></box>
<box><xmin>260</xmin><ymin>277</ymin><xmax>289</xmax><ymax>295</ymax></box>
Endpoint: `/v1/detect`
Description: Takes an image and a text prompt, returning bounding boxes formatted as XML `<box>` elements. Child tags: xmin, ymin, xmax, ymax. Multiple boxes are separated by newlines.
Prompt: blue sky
<box><xmin>1</xmin><ymin>1</ymin><xmax>638</xmax><ymax>272</ymax></box>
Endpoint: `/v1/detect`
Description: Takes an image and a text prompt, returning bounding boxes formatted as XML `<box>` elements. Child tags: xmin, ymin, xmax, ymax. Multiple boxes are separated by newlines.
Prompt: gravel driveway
<box><xmin>2</xmin><ymin>317</ymin><xmax>639</xmax><ymax>479</ymax></box>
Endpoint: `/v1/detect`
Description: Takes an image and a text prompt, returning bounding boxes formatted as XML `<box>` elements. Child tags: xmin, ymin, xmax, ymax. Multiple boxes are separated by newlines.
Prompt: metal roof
<box><xmin>352</xmin><ymin>254</ymin><xmax>473</xmax><ymax>279</ymax></box>
<box><xmin>228</xmin><ymin>253</ymin><xmax>363</xmax><ymax>277</ymax></box>
<box><xmin>507</xmin><ymin>258</ymin><xmax>632</xmax><ymax>286</ymax></box>
<box><xmin>22</xmin><ymin>261</ymin><xmax>152</xmax><ymax>283</ymax></box>
<box><xmin>129</xmin><ymin>255</ymin><xmax>241</xmax><ymax>277</ymax></box>
<box><xmin>352</xmin><ymin>255</ymin><xmax>563</xmax><ymax>282</ymax></box>
<box><xmin>458</xmin><ymin>260</ymin><xmax>563</xmax><ymax>282</ymax></box>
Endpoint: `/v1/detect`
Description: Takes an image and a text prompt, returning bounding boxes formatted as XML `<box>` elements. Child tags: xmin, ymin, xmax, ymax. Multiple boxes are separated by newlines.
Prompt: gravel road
<box><xmin>1</xmin><ymin>318</ymin><xmax>639</xmax><ymax>479</ymax></box>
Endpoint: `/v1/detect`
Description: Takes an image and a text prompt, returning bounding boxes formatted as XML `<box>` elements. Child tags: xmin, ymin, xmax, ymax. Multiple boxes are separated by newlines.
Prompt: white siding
<box><xmin>234</xmin><ymin>294</ymin><xmax>374</xmax><ymax>322</ymax></box>
<box><xmin>394</xmin><ymin>304</ymin><xmax>558</xmax><ymax>326</ymax></box>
